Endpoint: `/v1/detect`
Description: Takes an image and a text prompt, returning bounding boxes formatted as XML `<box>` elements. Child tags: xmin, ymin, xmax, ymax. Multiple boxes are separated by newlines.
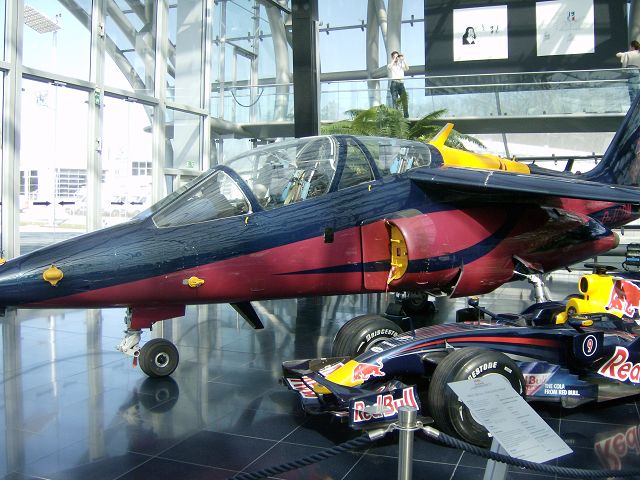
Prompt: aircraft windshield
<box><xmin>225</xmin><ymin>136</ymin><xmax>337</xmax><ymax>209</ymax></box>
<box><xmin>356</xmin><ymin>137</ymin><xmax>432</xmax><ymax>175</ymax></box>
<box><xmin>153</xmin><ymin>170</ymin><xmax>249</xmax><ymax>227</ymax></box>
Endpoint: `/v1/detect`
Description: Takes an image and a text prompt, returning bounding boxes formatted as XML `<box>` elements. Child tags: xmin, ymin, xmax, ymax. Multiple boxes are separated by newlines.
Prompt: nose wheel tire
<box><xmin>139</xmin><ymin>338</ymin><xmax>179</xmax><ymax>378</ymax></box>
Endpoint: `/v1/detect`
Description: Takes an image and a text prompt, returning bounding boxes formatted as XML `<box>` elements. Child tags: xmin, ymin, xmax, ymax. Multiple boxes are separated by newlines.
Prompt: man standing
<box><xmin>616</xmin><ymin>41</ymin><xmax>640</xmax><ymax>104</ymax></box>
<box><xmin>388</xmin><ymin>51</ymin><xmax>409</xmax><ymax>118</ymax></box>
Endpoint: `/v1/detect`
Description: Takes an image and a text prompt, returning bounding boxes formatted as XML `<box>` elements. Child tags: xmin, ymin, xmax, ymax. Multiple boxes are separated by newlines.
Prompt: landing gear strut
<box><xmin>116</xmin><ymin>308</ymin><xmax>180</xmax><ymax>378</ymax></box>
<box><xmin>116</xmin><ymin>328</ymin><xmax>142</xmax><ymax>359</ymax></box>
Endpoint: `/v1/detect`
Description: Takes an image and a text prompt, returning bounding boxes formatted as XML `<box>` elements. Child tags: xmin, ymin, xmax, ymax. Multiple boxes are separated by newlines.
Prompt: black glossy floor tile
<box><xmin>160</xmin><ymin>430</ymin><xmax>276</xmax><ymax>470</ymax></box>
<box><xmin>349</xmin><ymin>454</ymin><xmax>463</xmax><ymax>480</ymax></box>
<box><xmin>281</xmin><ymin>413</ymin><xmax>365</xmax><ymax>448</ymax></box>
<box><xmin>3</xmin><ymin>279</ymin><xmax>640</xmax><ymax>479</ymax></box>
<box><xmin>117</xmin><ymin>457</ymin><xmax>232</xmax><ymax>480</ymax></box>
<box><xmin>236</xmin><ymin>441</ymin><xmax>363</xmax><ymax>480</ymax></box>
<box><xmin>24</xmin><ymin>451</ymin><xmax>152</xmax><ymax>480</ymax></box>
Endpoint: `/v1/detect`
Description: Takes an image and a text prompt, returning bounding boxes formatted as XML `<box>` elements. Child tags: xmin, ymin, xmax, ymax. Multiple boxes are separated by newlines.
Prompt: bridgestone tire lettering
<box><xmin>365</xmin><ymin>329</ymin><xmax>399</xmax><ymax>342</ymax></box>
<box><xmin>332</xmin><ymin>315</ymin><xmax>404</xmax><ymax>358</ymax></box>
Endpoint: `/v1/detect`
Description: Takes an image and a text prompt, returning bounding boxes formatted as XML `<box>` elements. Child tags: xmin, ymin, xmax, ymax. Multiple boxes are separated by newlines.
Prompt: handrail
<box><xmin>210</xmin><ymin>68</ymin><xmax>633</xmax><ymax>131</ymax></box>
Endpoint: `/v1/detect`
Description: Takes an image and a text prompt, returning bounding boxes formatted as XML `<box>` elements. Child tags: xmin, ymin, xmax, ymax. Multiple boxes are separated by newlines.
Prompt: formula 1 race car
<box><xmin>282</xmin><ymin>265</ymin><xmax>640</xmax><ymax>447</ymax></box>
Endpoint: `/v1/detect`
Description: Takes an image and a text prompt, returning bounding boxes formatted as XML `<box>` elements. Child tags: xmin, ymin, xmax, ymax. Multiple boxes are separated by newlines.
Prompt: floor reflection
<box><xmin>1</xmin><ymin>272</ymin><xmax>639</xmax><ymax>479</ymax></box>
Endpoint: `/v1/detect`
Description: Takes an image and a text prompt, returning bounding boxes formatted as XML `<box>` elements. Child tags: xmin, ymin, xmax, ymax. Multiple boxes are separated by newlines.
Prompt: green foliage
<box><xmin>320</xmin><ymin>119</ymin><xmax>354</xmax><ymax>135</ymax></box>
<box><xmin>321</xmin><ymin>105</ymin><xmax>485</xmax><ymax>151</ymax></box>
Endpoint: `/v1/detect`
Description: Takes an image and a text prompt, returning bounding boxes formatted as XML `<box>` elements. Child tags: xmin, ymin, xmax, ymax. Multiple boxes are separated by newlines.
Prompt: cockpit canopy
<box><xmin>152</xmin><ymin>135</ymin><xmax>432</xmax><ymax>227</ymax></box>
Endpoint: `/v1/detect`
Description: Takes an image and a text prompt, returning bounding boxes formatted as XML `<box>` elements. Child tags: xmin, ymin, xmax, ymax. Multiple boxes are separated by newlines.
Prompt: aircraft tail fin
<box><xmin>583</xmin><ymin>95</ymin><xmax>640</xmax><ymax>186</ymax></box>
<box><xmin>429</xmin><ymin>123</ymin><xmax>454</xmax><ymax>147</ymax></box>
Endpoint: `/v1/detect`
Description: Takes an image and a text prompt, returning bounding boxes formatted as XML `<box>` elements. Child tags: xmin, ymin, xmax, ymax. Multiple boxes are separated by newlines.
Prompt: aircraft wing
<box><xmin>408</xmin><ymin>167</ymin><xmax>640</xmax><ymax>205</ymax></box>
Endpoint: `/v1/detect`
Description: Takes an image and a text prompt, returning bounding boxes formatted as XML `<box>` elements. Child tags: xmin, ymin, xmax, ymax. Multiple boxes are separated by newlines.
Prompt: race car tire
<box><xmin>331</xmin><ymin>315</ymin><xmax>404</xmax><ymax>358</ymax></box>
<box><xmin>426</xmin><ymin>347</ymin><xmax>525</xmax><ymax>447</ymax></box>
<box><xmin>139</xmin><ymin>338</ymin><xmax>180</xmax><ymax>378</ymax></box>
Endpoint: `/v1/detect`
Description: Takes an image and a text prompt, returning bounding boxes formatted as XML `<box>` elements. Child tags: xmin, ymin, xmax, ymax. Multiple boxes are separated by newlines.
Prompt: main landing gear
<box><xmin>116</xmin><ymin>309</ymin><xmax>180</xmax><ymax>378</ymax></box>
<box><xmin>331</xmin><ymin>291</ymin><xmax>441</xmax><ymax>357</ymax></box>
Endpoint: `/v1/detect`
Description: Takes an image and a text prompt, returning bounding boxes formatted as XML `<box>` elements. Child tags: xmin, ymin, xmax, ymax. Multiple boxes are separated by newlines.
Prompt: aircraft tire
<box><xmin>401</xmin><ymin>292</ymin><xmax>435</xmax><ymax>315</ymax></box>
<box><xmin>138</xmin><ymin>376</ymin><xmax>180</xmax><ymax>412</ymax></box>
<box><xmin>139</xmin><ymin>338</ymin><xmax>180</xmax><ymax>378</ymax></box>
<box><xmin>426</xmin><ymin>347</ymin><xmax>525</xmax><ymax>447</ymax></box>
<box><xmin>331</xmin><ymin>315</ymin><xmax>403</xmax><ymax>358</ymax></box>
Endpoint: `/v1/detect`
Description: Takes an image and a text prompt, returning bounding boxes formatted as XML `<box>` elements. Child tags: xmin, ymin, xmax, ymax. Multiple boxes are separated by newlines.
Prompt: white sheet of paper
<box><xmin>448</xmin><ymin>375</ymin><xmax>572</xmax><ymax>464</ymax></box>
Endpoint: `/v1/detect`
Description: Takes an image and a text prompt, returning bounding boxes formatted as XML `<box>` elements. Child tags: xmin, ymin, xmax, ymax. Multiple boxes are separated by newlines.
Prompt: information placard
<box><xmin>448</xmin><ymin>375</ymin><xmax>572</xmax><ymax>464</ymax></box>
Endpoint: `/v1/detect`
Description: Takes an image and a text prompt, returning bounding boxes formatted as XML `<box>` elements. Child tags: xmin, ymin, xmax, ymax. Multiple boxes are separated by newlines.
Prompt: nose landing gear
<box><xmin>137</xmin><ymin>338</ymin><xmax>180</xmax><ymax>378</ymax></box>
<box><xmin>116</xmin><ymin>308</ymin><xmax>181</xmax><ymax>377</ymax></box>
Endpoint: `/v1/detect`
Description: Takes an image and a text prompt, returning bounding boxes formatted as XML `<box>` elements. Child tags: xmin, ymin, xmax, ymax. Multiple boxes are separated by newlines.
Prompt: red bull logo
<box><xmin>524</xmin><ymin>373</ymin><xmax>552</xmax><ymax>396</ymax></box>
<box><xmin>519</xmin><ymin>363</ymin><xmax>560</xmax><ymax>396</ymax></box>
<box><xmin>606</xmin><ymin>280</ymin><xmax>640</xmax><ymax>318</ymax></box>
<box><xmin>595</xmin><ymin>424</ymin><xmax>640</xmax><ymax>470</ymax></box>
<box><xmin>352</xmin><ymin>387</ymin><xmax>419</xmax><ymax>423</ymax></box>
<box><xmin>598</xmin><ymin>346</ymin><xmax>640</xmax><ymax>383</ymax></box>
<box><xmin>352</xmin><ymin>361</ymin><xmax>385</xmax><ymax>382</ymax></box>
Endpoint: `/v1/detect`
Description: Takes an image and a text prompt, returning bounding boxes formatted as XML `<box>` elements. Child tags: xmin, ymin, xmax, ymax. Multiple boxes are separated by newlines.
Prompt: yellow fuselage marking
<box><xmin>436</xmin><ymin>145</ymin><xmax>530</xmax><ymax>173</ymax></box>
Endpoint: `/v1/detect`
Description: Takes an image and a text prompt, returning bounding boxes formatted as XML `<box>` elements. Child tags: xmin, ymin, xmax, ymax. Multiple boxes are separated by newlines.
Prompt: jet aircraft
<box><xmin>2</xmin><ymin>101</ymin><xmax>640</xmax><ymax>377</ymax></box>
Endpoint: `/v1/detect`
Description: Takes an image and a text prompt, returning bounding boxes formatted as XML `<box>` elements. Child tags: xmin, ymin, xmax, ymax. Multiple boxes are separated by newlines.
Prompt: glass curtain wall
<box><xmin>0</xmin><ymin>0</ymin><xmax>4</xmax><ymax>60</ymax></box>
<box><xmin>3</xmin><ymin>0</ymin><xmax>272</xmax><ymax>255</ymax></box>
<box><xmin>166</xmin><ymin>108</ymin><xmax>203</xmax><ymax>170</ymax></box>
<box><xmin>22</xmin><ymin>0</ymin><xmax>91</xmax><ymax>80</ymax></box>
<box><xmin>19</xmin><ymin>79</ymin><xmax>89</xmax><ymax>251</ymax></box>
<box><xmin>0</xmin><ymin>74</ymin><xmax>3</xmax><ymax>254</ymax></box>
<box><xmin>102</xmin><ymin>95</ymin><xmax>153</xmax><ymax>226</ymax></box>
<box><xmin>319</xmin><ymin>0</ymin><xmax>424</xmax><ymax>119</ymax></box>
<box><xmin>104</xmin><ymin>1</ymin><xmax>156</xmax><ymax>94</ymax></box>
<box><xmin>211</xmin><ymin>0</ymin><xmax>293</xmax><ymax>123</ymax></box>
<box><xmin>168</xmin><ymin>0</ymin><xmax>205</xmax><ymax>106</ymax></box>
<box><xmin>208</xmin><ymin>0</ymin><xmax>293</xmax><ymax>161</ymax></box>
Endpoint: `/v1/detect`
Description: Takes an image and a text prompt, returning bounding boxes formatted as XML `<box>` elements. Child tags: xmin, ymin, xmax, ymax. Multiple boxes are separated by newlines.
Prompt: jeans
<box><xmin>628</xmin><ymin>67</ymin><xmax>640</xmax><ymax>105</ymax></box>
<box><xmin>390</xmin><ymin>80</ymin><xmax>409</xmax><ymax>118</ymax></box>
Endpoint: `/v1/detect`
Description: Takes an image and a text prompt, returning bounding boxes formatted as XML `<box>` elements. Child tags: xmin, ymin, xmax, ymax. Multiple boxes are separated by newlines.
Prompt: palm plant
<box><xmin>408</xmin><ymin>109</ymin><xmax>485</xmax><ymax>150</ymax></box>
<box><xmin>348</xmin><ymin>104</ymin><xmax>409</xmax><ymax>139</ymax></box>
<box><xmin>321</xmin><ymin>105</ymin><xmax>484</xmax><ymax>151</ymax></box>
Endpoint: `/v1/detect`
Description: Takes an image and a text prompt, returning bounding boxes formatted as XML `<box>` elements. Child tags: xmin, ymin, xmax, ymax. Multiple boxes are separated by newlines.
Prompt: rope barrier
<box><xmin>422</xmin><ymin>426</ymin><xmax>640</xmax><ymax>479</ymax></box>
<box><xmin>225</xmin><ymin>421</ymin><xmax>640</xmax><ymax>480</ymax></box>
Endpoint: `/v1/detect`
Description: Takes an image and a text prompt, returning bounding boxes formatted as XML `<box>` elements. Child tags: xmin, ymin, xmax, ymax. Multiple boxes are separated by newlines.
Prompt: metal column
<box><xmin>291</xmin><ymin>0</ymin><xmax>319</xmax><ymax>138</ymax></box>
<box><xmin>631</xmin><ymin>0</ymin><xmax>640</xmax><ymax>42</ymax></box>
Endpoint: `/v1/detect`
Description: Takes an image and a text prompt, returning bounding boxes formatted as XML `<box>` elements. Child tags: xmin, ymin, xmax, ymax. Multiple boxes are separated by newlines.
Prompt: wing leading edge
<box><xmin>407</xmin><ymin>167</ymin><xmax>640</xmax><ymax>205</ymax></box>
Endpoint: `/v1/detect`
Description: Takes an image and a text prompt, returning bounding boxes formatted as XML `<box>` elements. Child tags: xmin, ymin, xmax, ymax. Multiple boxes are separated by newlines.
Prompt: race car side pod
<box><xmin>420</xmin><ymin>426</ymin><xmax>640</xmax><ymax>479</ymax></box>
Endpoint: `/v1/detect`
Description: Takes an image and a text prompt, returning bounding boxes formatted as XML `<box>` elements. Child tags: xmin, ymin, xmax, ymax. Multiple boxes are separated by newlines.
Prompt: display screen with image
<box><xmin>453</xmin><ymin>5</ymin><xmax>508</xmax><ymax>62</ymax></box>
<box><xmin>425</xmin><ymin>0</ymin><xmax>624</xmax><ymax>76</ymax></box>
<box><xmin>536</xmin><ymin>0</ymin><xmax>595</xmax><ymax>57</ymax></box>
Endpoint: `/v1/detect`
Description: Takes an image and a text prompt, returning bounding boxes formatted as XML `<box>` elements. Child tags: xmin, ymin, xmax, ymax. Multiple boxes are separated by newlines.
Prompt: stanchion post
<box><xmin>397</xmin><ymin>406</ymin><xmax>418</xmax><ymax>480</ymax></box>
<box><xmin>483</xmin><ymin>438</ymin><xmax>509</xmax><ymax>480</ymax></box>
